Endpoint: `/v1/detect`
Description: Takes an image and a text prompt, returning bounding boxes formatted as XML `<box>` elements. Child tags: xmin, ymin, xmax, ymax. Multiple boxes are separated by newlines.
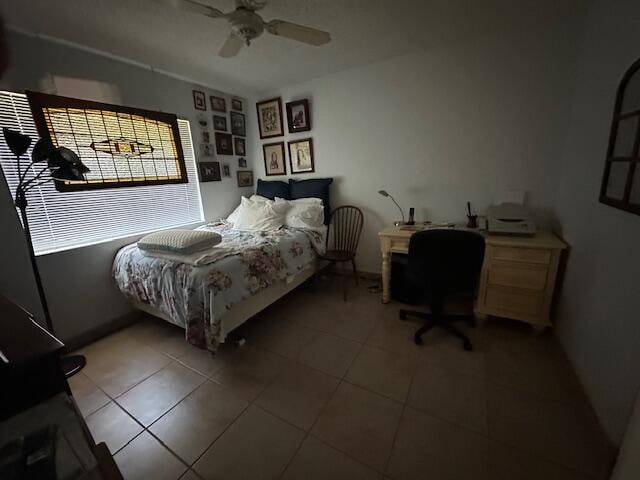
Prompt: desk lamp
<box><xmin>378</xmin><ymin>190</ymin><xmax>405</xmax><ymax>226</ymax></box>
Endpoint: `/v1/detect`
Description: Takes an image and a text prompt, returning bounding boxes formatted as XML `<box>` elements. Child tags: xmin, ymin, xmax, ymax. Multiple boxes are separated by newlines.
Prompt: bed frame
<box><xmin>130</xmin><ymin>261</ymin><xmax>318</xmax><ymax>343</ymax></box>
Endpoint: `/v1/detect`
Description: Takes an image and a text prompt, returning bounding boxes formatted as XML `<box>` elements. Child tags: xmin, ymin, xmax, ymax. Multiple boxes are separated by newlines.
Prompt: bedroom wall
<box><xmin>0</xmin><ymin>30</ymin><xmax>256</xmax><ymax>344</ymax></box>
<box><xmin>553</xmin><ymin>0</ymin><xmax>640</xmax><ymax>446</ymax></box>
<box><xmin>250</xmin><ymin>13</ymin><xmax>586</xmax><ymax>274</ymax></box>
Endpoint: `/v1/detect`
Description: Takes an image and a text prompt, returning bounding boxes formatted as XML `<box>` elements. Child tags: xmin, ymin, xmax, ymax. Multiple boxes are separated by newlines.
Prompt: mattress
<box><xmin>113</xmin><ymin>222</ymin><xmax>326</xmax><ymax>351</ymax></box>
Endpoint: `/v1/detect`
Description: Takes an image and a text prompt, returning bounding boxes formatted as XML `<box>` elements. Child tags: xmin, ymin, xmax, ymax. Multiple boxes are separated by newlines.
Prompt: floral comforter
<box><xmin>113</xmin><ymin>222</ymin><xmax>326</xmax><ymax>351</ymax></box>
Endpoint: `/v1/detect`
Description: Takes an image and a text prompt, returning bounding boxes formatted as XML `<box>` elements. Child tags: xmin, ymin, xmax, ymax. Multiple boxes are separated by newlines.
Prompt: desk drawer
<box><xmin>488</xmin><ymin>263</ymin><xmax>548</xmax><ymax>291</ymax></box>
<box><xmin>490</xmin><ymin>246</ymin><xmax>551</xmax><ymax>264</ymax></box>
<box><xmin>485</xmin><ymin>287</ymin><xmax>543</xmax><ymax>316</ymax></box>
<box><xmin>389</xmin><ymin>238</ymin><xmax>410</xmax><ymax>253</ymax></box>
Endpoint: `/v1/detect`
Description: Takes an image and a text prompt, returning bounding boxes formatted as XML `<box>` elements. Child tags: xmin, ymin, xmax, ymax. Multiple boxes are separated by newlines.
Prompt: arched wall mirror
<box><xmin>600</xmin><ymin>58</ymin><xmax>640</xmax><ymax>215</ymax></box>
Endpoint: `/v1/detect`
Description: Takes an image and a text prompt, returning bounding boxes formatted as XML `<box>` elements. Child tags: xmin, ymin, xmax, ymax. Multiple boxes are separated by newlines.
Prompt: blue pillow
<box><xmin>289</xmin><ymin>178</ymin><xmax>333</xmax><ymax>224</ymax></box>
<box><xmin>256</xmin><ymin>179</ymin><xmax>290</xmax><ymax>200</ymax></box>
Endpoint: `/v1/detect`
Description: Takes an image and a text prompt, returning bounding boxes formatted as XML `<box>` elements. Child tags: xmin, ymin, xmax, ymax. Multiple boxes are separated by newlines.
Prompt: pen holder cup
<box><xmin>467</xmin><ymin>215</ymin><xmax>478</xmax><ymax>229</ymax></box>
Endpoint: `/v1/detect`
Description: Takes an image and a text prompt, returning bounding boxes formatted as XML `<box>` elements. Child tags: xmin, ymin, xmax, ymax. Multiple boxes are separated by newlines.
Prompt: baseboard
<box><xmin>64</xmin><ymin>310</ymin><xmax>143</xmax><ymax>352</ymax></box>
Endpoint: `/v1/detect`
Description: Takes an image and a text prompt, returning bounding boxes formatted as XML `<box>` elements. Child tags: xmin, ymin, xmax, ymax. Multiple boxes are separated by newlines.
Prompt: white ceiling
<box><xmin>0</xmin><ymin>0</ymin><xmax>585</xmax><ymax>95</ymax></box>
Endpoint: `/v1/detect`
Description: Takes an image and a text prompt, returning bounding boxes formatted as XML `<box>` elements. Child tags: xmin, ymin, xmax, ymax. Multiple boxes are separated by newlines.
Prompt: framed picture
<box><xmin>256</xmin><ymin>97</ymin><xmax>284</xmax><ymax>139</ymax></box>
<box><xmin>230</xmin><ymin>111</ymin><xmax>246</xmax><ymax>137</ymax></box>
<box><xmin>286</xmin><ymin>99</ymin><xmax>311</xmax><ymax>133</ymax></box>
<box><xmin>210</xmin><ymin>95</ymin><xmax>226</xmax><ymax>112</ymax></box>
<box><xmin>197</xmin><ymin>113</ymin><xmax>208</xmax><ymax>128</ymax></box>
<box><xmin>234</xmin><ymin>137</ymin><xmax>246</xmax><ymax>156</ymax></box>
<box><xmin>193</xmin><ymin>90</ymin><xmax>206</xmax><ymax>111</ymax></box>
<box><xmin>237</xmin><ymin>170</ymin><xmax>254</xmax><ymax>187</ymax></box>
<box><xmin>213</xmin><ymin>115</ymin><xmax>227</xmax><ymax>131</ymax></box>
<box><xmin>288</xmin><ymin>138</ymin><xmax>315</xmax><ymax>174</ymax></box>
<box><xmin>238</xmin><ymin>157</ymin><xmax>247</xmax><ymax>168</ymax></box>
<box><xmin>231</xmin><ymin>98</ymin><xmax>243</xmax><ymax>111</ymax></box>
<box><xmin>200</xmin><ymin>143</ymin><xmax>214</xmax><ymax>157</ymax></box>
<box><xmin>198</xmin><ymin>161</ymin><xmax>221</xmax><ymax>182</ymax></box>
<box><xmin>263</xmin><ymin>141</ymin><xmax>286</xmax><ymax>176</ymax></box>
<box><xmin>215</xmin><ymin>132</ymin><xmax>233</xmax><ymax>155</ymax></box>
<box><xmin>222</xmin><ymin>162</ymin><xmax>231</xmax><ymax>178</ymax></box>
<box><xmin>201</xmin><ymin>130</ymin><xmax>210</xmax><ymax>143</ymax></box>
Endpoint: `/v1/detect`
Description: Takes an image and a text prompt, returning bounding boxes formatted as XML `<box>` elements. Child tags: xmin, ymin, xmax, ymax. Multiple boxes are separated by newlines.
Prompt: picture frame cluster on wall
<box><xmin>257</xmin><ymin>97</ymin><xmax>315</xmax><ymax>177</ymax></box>
<box><xmin>263</xmin><ymin>138</ymin><xmax>315</xmax><ymax>176</ymax></box>
<box><xmin>193</xmin><ymin>89</ymin><xmax>251</xmax><ymax>184</ymax></box>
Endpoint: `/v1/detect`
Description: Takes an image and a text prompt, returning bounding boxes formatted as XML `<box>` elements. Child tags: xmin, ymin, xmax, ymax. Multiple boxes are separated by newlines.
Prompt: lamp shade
<box><xmin>3</xmin><ymin>127</ymin><xmax>31</xmax><ymax>157</ymax></box>
<box><xmin>31</xmin><ymin>138</ymin><xmax>90</xmax><ymax>181</ymax></box>
<box><xmin>31</xmin><ymin>138</ymin><xmax>55</xmax><ymax>162</ymax></box>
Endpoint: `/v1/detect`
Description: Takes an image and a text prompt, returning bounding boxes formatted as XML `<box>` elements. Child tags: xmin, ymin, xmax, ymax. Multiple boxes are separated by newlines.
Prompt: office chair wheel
<box><xmin>463</xmin><ymin>339</ymin><xmax>473</xmax><ymax>351</ymax></box>
<box><xmin>414</xmin><ymin>333</ymin><xmax>423</xmax><ymax>345</ymax></box>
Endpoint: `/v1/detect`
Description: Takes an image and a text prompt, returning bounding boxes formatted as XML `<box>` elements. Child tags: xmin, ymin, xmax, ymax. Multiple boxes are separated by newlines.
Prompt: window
<box><xmin>0</xmin><ymin>91</ymin><xmax>204</xmax><ymax>255</ymax></box>
<box><xmin>600</xmin><ymin>58</ymin><xmax>640</xmax><ymax>215</ymax></box>
<box><xmin>27</xmin><ymin>91</ymin><xmax>188</xmax><ymax>191</ymax></box>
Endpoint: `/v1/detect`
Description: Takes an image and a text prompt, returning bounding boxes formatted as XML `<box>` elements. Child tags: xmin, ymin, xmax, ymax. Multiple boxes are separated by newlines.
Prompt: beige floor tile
<box><xmin>408</xmin><ymin>363</ymin><xmax>487</xmax><ymax>434</ymax></box>
<box><xmin>298</xmin><ymin>332</ymin><xmax>361</xmax><ymax>378</ymax></box>
<box><xmin>209</xmin><ymin>345</ymin><xmax>287</xmax><ymax>401</ymax></box>
<box><xmin>365</xmin><ymin>314</ymin><xmax>422</xmax><ymax>359</ymax></box>
<box><xmin>123</xmin><ymin>317</ymin><xmax>191</xmax><ymax>358</ymax></box>
<box><xmin>386</xmin><ymin>407</ymin><xmax>489</xmax><ymax>480</ymax></box>
<box><xmin>150</xmin><ymin>380</ymin><xmax>248</xmax><ymax>465</ymax></box>
<box><xmin>85</xmin><ymin>401</ymin><xmax>142</xmax><ymax>454</ymax></box>
<box><xmin>178</xmin><ymin>470</ymin><xmax>201</xmax><ymax>480</ymax></box>
<box><xmin>489</xmin><ymin>441</ymin><xmax>595</xmax><ymax>480</ymax></box>
<box><xmin>80</xmin><ymin>331</ymin><xmax>172</xmax><ymax>397</ymax></box>
<box><xmin>115</xmin><ymin>431</ymin><xmax>187</xmax><ymax>480</ymax></box>
<box><xmin>485</xmin><ymin>346</ymin><xmax>584</xmax><ymax>405</ymax></box>
<box><xmin>177</xmin><ymin>345</ymin><xmax>221</xmax><ymax>377</ymax></box>
<box><xmin>256</xmin><ymin>363</ymin><xmax>339</xmax><ymax>430</ymax></box>
<box><xmin>297</xmin><ymin>299</ymin><xmax>379</xmax><ymax>343</ymax></box>
<box><xmin>117</xmin><ymin>361</ymin><xmax>206</xmax><ymax>426</ymax></box>
<box><xmin>193</xmin><ymin>405</ymin><xmax>304</xmax><ymax>480</ymax></box>
<box><xmin>250</xmin><ymin>319</ymin><xmax>319</xmax><ymax>359</ymax></box>
<box><xmin>68</xmin><ymin>372</ymin><xmax>110</xmax><ymax>417</ymax></box>
<box><xmin>345</xmin><ymin>345</ymin><xmax>416</xmax><ymax>402</ymax></box>
<box><xmin>311</xmin><ymin>382</ymin><xmax>403</xmax><ymax>471</ymax></box>
<box><xmin>487</xmin><ymin>384</ymin><xmax>610</xmax><ymax>477</ymax></box>
<box><xmin>282</xmin><ymin>436</ymin><xmax>382</xmax><ymax>480</ymax></box>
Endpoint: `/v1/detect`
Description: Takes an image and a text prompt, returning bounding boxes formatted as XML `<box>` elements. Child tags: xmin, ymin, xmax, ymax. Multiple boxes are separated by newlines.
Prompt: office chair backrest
<box><xmin>408</xmin><ymin>229</ymin><xmax>485</xmax><ymax>296</ymax></box>
<box><xmin>327</xmin><ymin>205</ymin><xmax>364</xmax><ymax>253</ymax></box>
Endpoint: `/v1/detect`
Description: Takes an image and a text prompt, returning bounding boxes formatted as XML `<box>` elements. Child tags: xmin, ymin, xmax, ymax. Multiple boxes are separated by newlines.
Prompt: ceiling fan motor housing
<box><xmin>229</xmin><ymin>8</ymin><xmax>264</xmax><ymax>45</ymax></box>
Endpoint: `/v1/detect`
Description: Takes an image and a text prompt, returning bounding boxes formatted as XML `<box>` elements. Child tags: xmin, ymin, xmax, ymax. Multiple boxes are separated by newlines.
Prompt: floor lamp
<box><xmin>3</xmin><ymin>128</ymin><xmax>90</xmax><ymax>378</ymax></box>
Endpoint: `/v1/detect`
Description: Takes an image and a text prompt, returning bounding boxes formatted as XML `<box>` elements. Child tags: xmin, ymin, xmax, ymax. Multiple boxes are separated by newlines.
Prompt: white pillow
<box><xmin>138</xmin><ymin>229</ymin><xmax>222</xmax><ymax>254</ymax></box>
<box><xmin>227</xmin><ymin>195</ymin><xmax>274</xmax><ymax>225</ymax></box>
<box><xmin>275</xmin><ymin>197</ymin><xmax>324</xmax><ymax>229</ymax></box>
<box><xmin>233</xmin><ymin>197</ymin><xmax>288</xmax><ymax>231</ymax></box>
<box><xmin>249</xmin><ymin>194</ymin><xmax>274</xmax><ymax>203</ymax></box>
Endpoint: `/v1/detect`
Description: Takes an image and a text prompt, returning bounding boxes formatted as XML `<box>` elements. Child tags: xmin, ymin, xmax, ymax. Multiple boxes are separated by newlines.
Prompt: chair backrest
<box><xmin>408</xmin><ymin>229</ymin><xmax>485</xmax><ymax>296</ymax></box>
<box><xmin>327</xmin><ymin>206</ymin><xmax>364</xmax><ymax>253</ymax></box>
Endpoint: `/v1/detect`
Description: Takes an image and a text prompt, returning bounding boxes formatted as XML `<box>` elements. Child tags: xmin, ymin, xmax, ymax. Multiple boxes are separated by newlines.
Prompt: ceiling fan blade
<box><xmin>265</xmin><ymin>20</ymin><xmax>330</xmax><ymax>46</ymax></box>
<box><xmin>219</xmin><ymin>34</ymin><xmax>244</xmax><ymax>57</ymax></box>
<box><xmin>159</xmin><ymin>0</ymin><xmax>225</xmax><ymax>18</ymax></box>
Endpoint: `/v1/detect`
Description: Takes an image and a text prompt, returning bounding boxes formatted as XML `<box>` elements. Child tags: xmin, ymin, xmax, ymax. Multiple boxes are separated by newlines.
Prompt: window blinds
<box><xmin>0</xmin><ymin>91</ymin><xmax>204</xmax><ymax>255</ymax></box>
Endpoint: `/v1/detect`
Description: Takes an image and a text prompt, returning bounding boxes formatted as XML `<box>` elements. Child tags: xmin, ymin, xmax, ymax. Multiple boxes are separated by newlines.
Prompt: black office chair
<box><xmin>399</xmin><ymin>229</ymin><xmax>485</xmax><ymax>351</ymax></box>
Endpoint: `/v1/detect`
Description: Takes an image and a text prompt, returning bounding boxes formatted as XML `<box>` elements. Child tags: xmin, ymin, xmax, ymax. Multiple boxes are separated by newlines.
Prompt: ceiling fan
<box><xmin>163</xmin><ymin>0</ymin><xmax>331</xmax><ymax>57</ymax></box>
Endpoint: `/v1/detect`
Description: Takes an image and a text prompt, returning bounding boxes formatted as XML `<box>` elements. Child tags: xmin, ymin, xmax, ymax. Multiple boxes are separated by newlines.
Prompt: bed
<box><xmin>113</xmin><ymin>220</ymin><xmax>326</xmax><ymax>351</ymax></box>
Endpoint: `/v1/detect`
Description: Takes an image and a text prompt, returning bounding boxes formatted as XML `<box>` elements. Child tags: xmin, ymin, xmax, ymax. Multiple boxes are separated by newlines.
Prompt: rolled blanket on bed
<box><xmin>138</xmin><ymin>229</ymin><xmax>222</xmax><ymax>255</ymax></box>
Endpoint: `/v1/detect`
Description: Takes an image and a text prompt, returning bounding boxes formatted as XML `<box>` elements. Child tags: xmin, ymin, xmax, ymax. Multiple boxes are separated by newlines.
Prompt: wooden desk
<box><xmin>378</xmin><ymin>226</ymin><xmax>567</xmax><ymax>327</ymax></box>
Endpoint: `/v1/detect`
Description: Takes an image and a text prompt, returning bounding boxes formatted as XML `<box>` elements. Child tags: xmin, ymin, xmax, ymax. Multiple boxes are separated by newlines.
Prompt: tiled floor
<box><xmin>70</xmin><ymin>275</ymin><xmax>614</xmax><ymax>480</ymax></box>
